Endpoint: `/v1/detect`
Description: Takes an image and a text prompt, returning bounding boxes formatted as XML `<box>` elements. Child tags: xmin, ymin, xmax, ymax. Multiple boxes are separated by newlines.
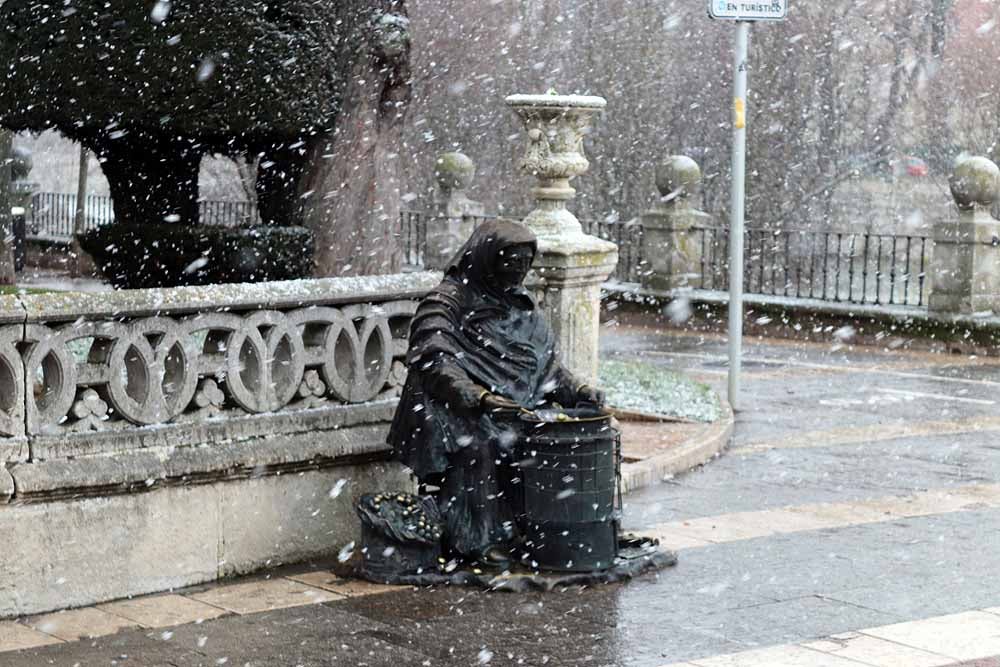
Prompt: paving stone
<box><xmin>98</xmin><ymin>593</ymin><xmax>229</xmax><ymax>628</ymax></box>
<box><xmin>286</xmin><ymin>570</ymin><xmax>405</xmax><ymax>597</ymax></box>
<box><xmin>28</xmin><ymin>607</ymin><xmax>139</xmax><ymax>641</ymax></box>
<box><xmin>4</xmin><ymin>603</ymin><xmax>417</xmax><ymax>667</ymax></box>
<box><xmin>689</xmin><ymin>643</ymin><xmax>869</xmax><ymax>666</ymax></box>
<box><xmin>643</xmin><ymin>525</ymin><xmax>715</xmax><ymax>550</ymax></box>
<box><xmin>802</xmin><ymin>631</ymin><xmax>956</xmax><ymax>667</ymax></box>
<box><xmin>188</xmin><ymin>577</ymin><xmax>341</xmax><ymax>614</ymax></box>
<box><xmin>0</xmin><ymin>621</ymin><xmax>63</xmax><ymax>652</ymax></box>
<box><xmin>861</xmin><ymin>611</ymin><xmax>1000</xmax><ymax>660</ymax></box>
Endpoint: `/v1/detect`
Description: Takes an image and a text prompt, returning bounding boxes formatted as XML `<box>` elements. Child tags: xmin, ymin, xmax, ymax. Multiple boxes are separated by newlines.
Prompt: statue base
<box><xmin>348</xmin><ymin>535</ymin><xmax>677</xmax><ymax>592</ymax></box>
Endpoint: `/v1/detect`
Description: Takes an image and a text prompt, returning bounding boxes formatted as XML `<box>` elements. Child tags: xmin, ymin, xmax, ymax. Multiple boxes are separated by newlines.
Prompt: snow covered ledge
<box><xmin>0</xmin><ymin>272</ymin><xmax>441</xmax><ymax>617</ymax></box>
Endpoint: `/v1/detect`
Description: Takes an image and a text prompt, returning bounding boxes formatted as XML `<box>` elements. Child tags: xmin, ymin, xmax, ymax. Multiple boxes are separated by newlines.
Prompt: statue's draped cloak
<box><xmin>389</xmin><ymin>221</ymin><xmax>576</xmax><ymax>483</ymax></box>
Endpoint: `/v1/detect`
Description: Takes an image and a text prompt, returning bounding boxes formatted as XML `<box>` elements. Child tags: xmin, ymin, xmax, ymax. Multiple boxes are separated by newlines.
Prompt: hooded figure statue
<box><xmin>389</xmin><ymin>220</ymin><xmax>605</xmax><ymax>567</ymax></box>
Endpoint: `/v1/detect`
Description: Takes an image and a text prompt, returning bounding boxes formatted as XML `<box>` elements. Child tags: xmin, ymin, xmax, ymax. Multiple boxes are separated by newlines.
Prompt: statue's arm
<box><xmin>408</xmin><ymin>308</ymin><xmax>486</xmax><ymax>416</ymax></box>
<box><xmin>422</xmin><ymin>356</ymin><xmax>487</xmax><ymax>416</ymax></box>
<box><xmin>546</xmin><ymin>365</ymin><xmax>582</xmax><ymax>406</ymax></box>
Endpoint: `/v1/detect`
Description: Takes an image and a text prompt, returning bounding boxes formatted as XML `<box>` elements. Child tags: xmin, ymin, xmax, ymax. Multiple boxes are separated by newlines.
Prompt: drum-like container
<box><xmin>518</xmin><ymin>408</ymin><xmax>620</xmax><ymax>572</ymax></box>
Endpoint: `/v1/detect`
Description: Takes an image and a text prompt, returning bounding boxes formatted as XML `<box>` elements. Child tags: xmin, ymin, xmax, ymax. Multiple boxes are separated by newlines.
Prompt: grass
<box><xmin>599</xmin><ymin>358</ymin><xmax>722</xmax><ymax>423</ymax></box>
<box><xmin>0</xmin><ymin>286</ymin><xmax>54</xmax><ymax>295</ymax></box>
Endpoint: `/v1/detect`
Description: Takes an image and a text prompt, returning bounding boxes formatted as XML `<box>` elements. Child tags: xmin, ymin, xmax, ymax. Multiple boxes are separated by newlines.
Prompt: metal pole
<box><xmin>728</xmin><ymin>21</ymin><xmax>750</xmax><ymax>411</ymax></box>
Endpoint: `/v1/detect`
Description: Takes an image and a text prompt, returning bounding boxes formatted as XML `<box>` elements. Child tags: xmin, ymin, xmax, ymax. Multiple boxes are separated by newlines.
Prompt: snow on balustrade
<box><xmin>0</xmin><ymin>273</ymin><xmax>441</xmax><ymax>459</ymax></box>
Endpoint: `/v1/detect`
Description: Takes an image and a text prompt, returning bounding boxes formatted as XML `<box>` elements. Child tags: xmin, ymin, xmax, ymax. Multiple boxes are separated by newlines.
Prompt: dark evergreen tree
<box><xmin>0</xmin><ymin>0</ymin><xmax>411</xmax><ymax>274</ymax></box>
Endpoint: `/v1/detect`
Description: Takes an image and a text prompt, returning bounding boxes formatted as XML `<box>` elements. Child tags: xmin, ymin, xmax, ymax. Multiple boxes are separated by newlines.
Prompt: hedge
<box><xmin>80</xmin><ymin>223</ymin><xmax>314</xmax><ymax>289</ymax></box>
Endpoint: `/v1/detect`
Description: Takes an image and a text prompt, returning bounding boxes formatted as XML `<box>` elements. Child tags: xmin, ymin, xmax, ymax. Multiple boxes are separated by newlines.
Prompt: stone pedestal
<box><xmin>929</xmin><ymin>156</ymin><xmax>1000</xmax><ymax>314</ymax></box>
<box><xmin>506</xmin><ymin>93</ymin><xmax>617</xmax><ymax>383</ymax></box>
<box><xmin>640</xmin><ymin>156</ymin><xmax>713</xmax><ymax>292</ymax></box>
<box><xmin>529</xmin><ymin>235</ymin><xmax>618</xmax><ymax>383</ymax></box>
<box><xmin>424</xmin><ymin>152</ymin><xmax>484</xmax><ymax>270</ymax></box>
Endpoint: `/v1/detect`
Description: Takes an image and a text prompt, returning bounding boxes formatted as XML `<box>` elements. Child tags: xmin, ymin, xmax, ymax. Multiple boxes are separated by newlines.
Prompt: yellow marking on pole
<box><xmin>734</xmin><ymin>97</ymin><xmax>746</xmax><ymax>129</ymax></box>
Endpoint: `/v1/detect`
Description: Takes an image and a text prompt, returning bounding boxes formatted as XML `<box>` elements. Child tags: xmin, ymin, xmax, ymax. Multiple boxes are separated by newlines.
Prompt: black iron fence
<box><xmin>400</xmin><ymin>212</ymin><xmax>929</xmax><ymax>307</ymax></box>
<box><xmin>198</xmin><ymin>200</ymin><xmax>260</xmax><ymax>227</ymax></box>
<box><xmin>399</xmin><ymin>210</ymin><xmax>645</xmax><ymax>283</ymax></box>
<box><xmin>27</xmin><ymin>196</ymin><xmax>928</xmax><ymax>308</ymax></box>
<box><xmin>28</xmin><ymin>192</ymin><xmax>261</xmax><ymax>239</ymax></box>
<box><xmin>580</xmin><ymin>218</ymin><xmax>644</xmax><ymax>283</ymax></box>
<box><xmin>691</xmin><ymin>226</ymin><xmax>930</xmax><ymax>307</ymax></box>
<box><xmin>399</xmin><ymin>211</ymin><xmax>499</xmax><ymax>268</ymax></box>
<box><xmin>30</xmin><ymin>192</ymin><xmax>115</xmax><ymax>237</ymax></box>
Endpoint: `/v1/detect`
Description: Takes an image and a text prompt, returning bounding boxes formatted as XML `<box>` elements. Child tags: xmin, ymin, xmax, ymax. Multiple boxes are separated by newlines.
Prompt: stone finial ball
<box><xmin>655</xmin><ymin>155</ymin><xmax>702</xmax><ymax>201</ymax></box>
<box><xmin>434</xmin><ymin>152</ymin><xmax>475</xmax><ymax>191</ymax></box>
<box><xmin>950</xmin><ymin>156</ymin><xmax>999</xmax><ymax>210</ymax></box>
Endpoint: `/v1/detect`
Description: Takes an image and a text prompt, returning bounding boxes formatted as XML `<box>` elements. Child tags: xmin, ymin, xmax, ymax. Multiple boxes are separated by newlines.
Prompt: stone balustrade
<box><xmin>0</xmin><ymin>273</ymin><xmax>435</xmax><ymax>464</ymax></box>
<box><xmin>0</xmin><ymin>273</ymin><xmax>439</xmax><ymax>617</ymax></box>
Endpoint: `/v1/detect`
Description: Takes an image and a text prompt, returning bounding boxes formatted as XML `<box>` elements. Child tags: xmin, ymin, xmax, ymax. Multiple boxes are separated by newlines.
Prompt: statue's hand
<box><xmin>576</xmin><ymin>384</ymin><xmax>606</xmax><ymax>407</ymax></box>
<box><xmin>481</xmin><ymin>393</ymin><xmax>521</xmax><ymax>413</ymax></box>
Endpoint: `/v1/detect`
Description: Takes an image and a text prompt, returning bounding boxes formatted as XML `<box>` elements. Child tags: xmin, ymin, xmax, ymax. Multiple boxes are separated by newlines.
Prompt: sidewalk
<box><xmin>0</xmin><ymin>387</ymin><xmax>732</xmax><ymax>661</ymax></box>
<box><xmin>16</xmin><ymin>266</ymin><xmax>110</xmax><ymax>293</ymax></box>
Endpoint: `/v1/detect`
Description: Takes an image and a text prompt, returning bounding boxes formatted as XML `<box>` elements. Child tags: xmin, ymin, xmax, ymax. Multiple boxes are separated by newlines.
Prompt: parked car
<box><xmin>892</xmin><ymin>155</ymin><xmax>929</xmax><ymax>177</ymax></box>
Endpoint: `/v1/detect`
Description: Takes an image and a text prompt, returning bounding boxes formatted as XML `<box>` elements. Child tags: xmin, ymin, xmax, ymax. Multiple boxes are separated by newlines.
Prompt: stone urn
<box><xmin>505</xmin><ymin>93</ymin><xmax>607</xmax><ymax>238</ymax></box>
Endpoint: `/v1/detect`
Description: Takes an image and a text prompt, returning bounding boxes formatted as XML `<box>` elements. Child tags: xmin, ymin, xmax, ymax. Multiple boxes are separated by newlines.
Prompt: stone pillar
<box><xmin>929</xmin><ymin>156</ymin><xmax>1000</xmax><ymax>315</ymax></box>
<box><xmin>423</xmin><ymin>152</ymin><xmax>484</xmax><ymax>270</ymax></box>
<box><xmin>506</xmin><ymin>94</ymin><xmax>618</xmax><ymax>383</ymax></box>
<box><xmin>640</xmin><ymin>156</ymin><xmax>713</xmax><ymax>292</ymax></box>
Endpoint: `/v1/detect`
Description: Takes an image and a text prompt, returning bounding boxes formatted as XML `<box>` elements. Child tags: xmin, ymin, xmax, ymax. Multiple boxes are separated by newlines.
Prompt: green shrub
<box><xmin>80</xmin><ymin>223</ymin><xmax>314</xmax><ymax>289</ymax></box>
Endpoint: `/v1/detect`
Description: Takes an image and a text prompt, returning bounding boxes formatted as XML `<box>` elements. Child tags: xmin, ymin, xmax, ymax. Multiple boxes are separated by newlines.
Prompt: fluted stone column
<box><xmin>929</xmin><ymin>156</ymin><xmax>1000</xmax><ymax>315</ymax></box>
<box><xmin>423</xmin><ymin>152</ymin><xmax>484</xmax><ymax>270</ymax></box>
<box><xmin>506</xmin><ymin>94</ymin><xmax>618</xmax><ymax>383</ymax></box>
<box><xmin>640</xmin><ymin>155</ymin><xmax>713</xmax><ymax>292</ymax></box>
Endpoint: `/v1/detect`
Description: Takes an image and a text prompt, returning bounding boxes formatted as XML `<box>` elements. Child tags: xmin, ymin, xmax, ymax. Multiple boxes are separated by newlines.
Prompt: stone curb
<box><xmin>620</xmin><ymin>396</ymin><xmax>734</xmax><ymax>495</ymax></box>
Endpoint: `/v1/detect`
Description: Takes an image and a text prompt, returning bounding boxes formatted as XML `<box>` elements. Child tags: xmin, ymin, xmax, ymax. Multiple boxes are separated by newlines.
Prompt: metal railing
<box><xmin>580</xmin><ymin>218</ymin><xmax>644</xmax><ymax>283</ymax></box>
<box><xmin>28</xmin><ymin>193</ymin><xmax>261</xmax><ymax>239</ymax></box>
<box><xmin>198</xmin><ymin>200</ymin><xmax>260</xmax><ymax>227</ymax></box>
<box><xmin>30</xmin><ymin>192</ymin><xmax>115</xmax><ymax>237</ymax></box>
<box><xmin>399</xmin><ymin>210</ymin><xmax>644</xmax><ymax>283</ymax></box>
<box><xmin>399</xmin><ymin>211</ymin><xmax>498</xmax><ymax>267</ymax></box>
<box><xmin>26</xmin><ymin>197</ymin><xmax>929</xmax><ymax>308</ymax></box>
<box><xmin>691</xmin><ymin>226</ymin><xmax>930</xmax><ymax>307</ymax></box>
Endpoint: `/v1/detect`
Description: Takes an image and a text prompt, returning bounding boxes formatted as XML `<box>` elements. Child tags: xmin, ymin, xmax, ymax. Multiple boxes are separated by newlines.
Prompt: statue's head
<box><xmin>446</xmin><ymin>220</ymin><xmax>537</xmax><ymax>293</ymax></box>
<box><xmin>494</xmin><ymin>243</ymin><xmax>534</xmax><ymax>288</ymax></box>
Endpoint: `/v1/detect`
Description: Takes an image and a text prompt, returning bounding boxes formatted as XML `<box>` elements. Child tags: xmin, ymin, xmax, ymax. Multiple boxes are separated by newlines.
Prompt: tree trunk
<box><xmin>71</xmin><ymin>144</ymin><xmax>90</xmax><ymax>277</ymax></box>
<box><xmin>96</xmin><ymin>137</ymin><xmax>202</xmax><ymax>226</ymax></box>
<box><xmin>255</xmin><ymin>142</ymin><xmax>307</xmax><ymax>227</ymax></box>
<box><xmin>0</xmin><ymin>131</ymin><xmax>15</xmax><ymax>286</ymax></box>
<box><xmin>299</xmin><ymin>1</ymin><xmax>411</xmax><ymax>277</ymax></box>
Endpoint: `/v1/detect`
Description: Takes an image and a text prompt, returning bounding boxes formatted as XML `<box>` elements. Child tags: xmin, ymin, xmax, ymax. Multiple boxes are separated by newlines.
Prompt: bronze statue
<box><xmin>389</xmin><ymin>220</ymin><xmax>604</xmax><ymax>568</ymax></box>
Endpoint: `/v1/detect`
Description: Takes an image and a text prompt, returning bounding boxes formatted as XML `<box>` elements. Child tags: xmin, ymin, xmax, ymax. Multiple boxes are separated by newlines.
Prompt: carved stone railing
<box><xmin>0</xmin><ymin>274</ymin><xmax>443</xmax><ymax>617</ymax></box>
<box><xmin>0</xmin><ymin>273</ymin><xmax>439</xmax><ymax>466</ymax></box>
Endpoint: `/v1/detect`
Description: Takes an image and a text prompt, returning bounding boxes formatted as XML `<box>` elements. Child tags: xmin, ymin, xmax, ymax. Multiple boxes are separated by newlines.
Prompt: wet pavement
<box><xmin>8</xmin><ymin>324</ymin><xmax>1000</xmax><ymax>666</ymax></box>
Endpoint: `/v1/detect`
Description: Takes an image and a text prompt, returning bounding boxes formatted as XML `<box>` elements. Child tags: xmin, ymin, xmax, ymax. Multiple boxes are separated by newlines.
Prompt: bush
<box><xmin>80</xmin><ymin>223</ymin><xmax>314</xmax><ymax>289</ymax></box>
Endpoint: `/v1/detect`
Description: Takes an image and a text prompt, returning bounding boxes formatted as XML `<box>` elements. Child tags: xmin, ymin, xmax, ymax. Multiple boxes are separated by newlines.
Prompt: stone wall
<box><xmin>0</xmin><ymin>272</ymin><xmax>440</xmax><ymax>617</ymax></box>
